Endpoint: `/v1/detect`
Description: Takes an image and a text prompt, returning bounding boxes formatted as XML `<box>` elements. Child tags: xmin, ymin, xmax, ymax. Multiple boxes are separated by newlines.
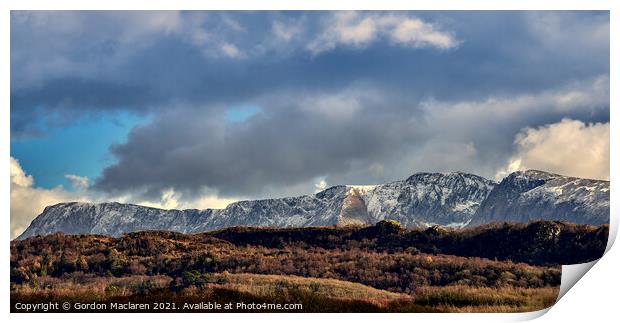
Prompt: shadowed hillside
<box><xmin>209</xmin><ymin>220</ymin><xmax>607</xmax><ymax>266</ymax></box>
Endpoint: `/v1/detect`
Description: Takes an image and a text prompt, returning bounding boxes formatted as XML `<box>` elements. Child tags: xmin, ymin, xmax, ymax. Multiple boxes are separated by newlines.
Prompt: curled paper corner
<box><xmin>468</xmin><ymin>308</ymin><xmax>551</xmax><ymax>322</ymax></box>
<box><xmin>605</xmin><ymin>211</ymin><xmax>618</xmax><ymax>254</ymax></box>
<box><xmin>555</xmin><ymin>209</ymin><xmax>617</xmax><ymax>304</ymax></box>
<box><xmin>521</xmin><ymin>260</ymin><xmax>601</xmax><ymax>321</ymax></box>
<box><xmin>512</xmin><ymin>308</ymin><xmax>552</xmax><ymax>321</ymax></box>
<box><xmin>557</xmin><ymin>260</ymin><xmax>598</xmax><ymax>301</ymax></box>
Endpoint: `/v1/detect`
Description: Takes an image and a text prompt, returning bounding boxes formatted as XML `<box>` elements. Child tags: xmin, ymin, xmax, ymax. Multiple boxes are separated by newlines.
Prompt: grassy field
<box><xmin>11</xmin><ymin>273</ymin><xmax>558</xmax><ymax>313</ymax></box>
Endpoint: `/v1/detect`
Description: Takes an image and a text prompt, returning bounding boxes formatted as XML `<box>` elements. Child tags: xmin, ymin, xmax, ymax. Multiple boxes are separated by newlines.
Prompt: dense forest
<box><xmin>10</xmin><ymin>220</ymin><xmax>607</xmax><ymax>313</ymax></box>
<box><xmin>209</xmin><ymin>220</ymin><xmax>608</xmax><ymax>266</ymax></box>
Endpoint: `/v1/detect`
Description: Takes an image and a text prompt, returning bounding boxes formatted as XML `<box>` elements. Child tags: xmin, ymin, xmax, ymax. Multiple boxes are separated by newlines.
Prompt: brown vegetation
<box><xmin>11</xmin><ymin>273</ymin><xmax>558</xmax><ymax>313</ymax></box>
<box><xmin>11</xmin><ymin>220</ymin><xmax>601</xmax><ymax>312</ymax></box>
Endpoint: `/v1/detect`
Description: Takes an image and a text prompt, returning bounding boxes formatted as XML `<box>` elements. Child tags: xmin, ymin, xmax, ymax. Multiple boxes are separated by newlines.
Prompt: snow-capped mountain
<box><xmin>469</xmin><ymin>170</ymin><xmax>609</xmax><ymax>226</ymax></box>
<box><xmin>17</xmin><ymin>170</ymin><xmax>609</xmax><ymax>239</ymax></box>
<box><xmin>352</xmin><ymin>172</ymin><xmax>496</xmax><ymax>227</ymax></box>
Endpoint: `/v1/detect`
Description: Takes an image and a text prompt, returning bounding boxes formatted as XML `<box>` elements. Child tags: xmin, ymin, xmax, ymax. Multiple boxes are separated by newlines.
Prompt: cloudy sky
<box><xmin>10</xmin><ymin>11</ymin><xmax>609</xmax><ymax>238</ymax></box>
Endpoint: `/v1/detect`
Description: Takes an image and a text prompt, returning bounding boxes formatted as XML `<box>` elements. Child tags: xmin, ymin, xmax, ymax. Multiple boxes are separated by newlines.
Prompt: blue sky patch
<box><xmin>11</xmin><ymin>112</ymin><xmax>147</xmax><ymax>190</ymax></box>
<box><xmin>225</xmin><ymin>105</ymin><xmax>262</xmax><ymax>124</ymax></box>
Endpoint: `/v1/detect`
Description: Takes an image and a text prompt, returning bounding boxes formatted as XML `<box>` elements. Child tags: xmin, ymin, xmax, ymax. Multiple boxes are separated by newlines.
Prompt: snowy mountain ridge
<box><xmin>17</xmin><ymin>170</ymin><xmax>609</xmax><ymax>239</ymax></box>
<box><xmin>470</xmin><ymin>170</ymin><xmax>609</xmax><ymax>226</ymax></box>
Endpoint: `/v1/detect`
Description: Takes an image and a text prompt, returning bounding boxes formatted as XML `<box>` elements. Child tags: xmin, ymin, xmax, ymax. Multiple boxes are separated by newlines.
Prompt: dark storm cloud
<box><xmin>11</xmin><ymin>11</ymin><xmax>609</xmax><ymax>200</ymax></box>
<box><xmin>94</xmin><ymin>75</ymin><xmax>609</xmax><ymax>199</ymax></box>
<box><xmin>94</xmin><ymin>88</ymin><xmax>427</xmax><ymax>198</ymax></box>
<box><xmin>11</xmin><ymin>78</ymin><xmax>158</xmax><ymax>136</ymax></box>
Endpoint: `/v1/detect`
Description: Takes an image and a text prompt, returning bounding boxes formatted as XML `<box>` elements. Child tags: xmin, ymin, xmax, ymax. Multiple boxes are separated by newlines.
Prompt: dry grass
<box><xmin>12</xmin><ymin>274</ymin><xmax>172</xmax><ymax>301</ymax></box>
<box><xmin>203</xmin><ymin>272</ymin><xmax>410</xmax><ymax>306</ymax></box>
<box><xmin>413</xmin><ymin>285</ymin><xmax>559</xmax><ymax>312</ymax></box>
<box><xmin>11</xmin><ymin>273</ymin><xmax>558</xmax><ymax>313</ymax></box>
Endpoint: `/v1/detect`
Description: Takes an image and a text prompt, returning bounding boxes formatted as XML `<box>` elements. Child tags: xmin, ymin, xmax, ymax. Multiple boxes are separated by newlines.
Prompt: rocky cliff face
<box><xmin>359</xmin><ymin>172</ymin><xmax>496</xmax><ymax>227</ymax></box>
<box><xmin>17</xmin><ymin>170</ymin><xmax>609</xmax><ymax>239</ymax></box>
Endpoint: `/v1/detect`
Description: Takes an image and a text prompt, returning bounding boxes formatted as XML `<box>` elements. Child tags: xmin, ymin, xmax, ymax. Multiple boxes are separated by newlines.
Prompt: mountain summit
<box><xmin>469</xmin><ymin>170</ymin><xmax>609</xmax><ymax>226</ymax></box>
<box><xmin>17</xmin><ymin>170</ymin><xmax>609</xmax><ymax>239</ymax></box>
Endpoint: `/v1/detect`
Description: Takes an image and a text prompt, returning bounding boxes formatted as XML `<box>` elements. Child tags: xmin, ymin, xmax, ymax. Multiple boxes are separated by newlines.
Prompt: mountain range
<box><xmin>17</xmin><ymin>170</ymin><xmax>609</xmax><ymax>239</ymax></box>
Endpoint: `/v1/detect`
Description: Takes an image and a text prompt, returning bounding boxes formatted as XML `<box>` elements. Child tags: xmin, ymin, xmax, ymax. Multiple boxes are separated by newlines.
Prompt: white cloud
<box><xmin>388</xmin><ymin>16</ymin><xmax>457</xmax><ymax>48</ymax></box>
<box><xmin>192</xmin><ymin>195</ymin><xmax>238</xmax><ymax>210</ymax></box>
<box><xmin>221</xmin><ymin>16</ymin><xmax>245</xmax><ymax>32</ymax></box>
<box><xmin>118</xmin><ymin>11</ymin><xmax>183</xmax><ymax>41</ymax></box>
<box><xmin>10</xmin><ymin>157</ymin><xmax>33</xmax><ymax>187</ymax></box>
<box><xmin>65</xmin><ymin>174</ymin><xmax>90</xmax><ymax>191</ymax></box>
<box><xmin>220</xmin><ymin>42</ymin><xmax>245</xmax><ymax>59</ymax></box>
<box><xmin>132</xmin><ymin>188</ymin><xmax>236</xmax><ymax>210</ymax></box>
<box><xmin>10</xmin><ymin>157</ymin><xmax>88</xmax><ymax>239</ymax></box>
<box><xmin>496</xmin><ymin>119</ymin><xmax>609</xmax><ymax>180</ymax></box>
<box><xmin>314</xmin><ymin>178</ymin><xmax>328</xmax><ymax>193</ymax></box>
<box><xmin>272</xmin><ymin>20</ymin><xmax>300</xmax><ymax>41</ymax></box>
<box><xmin>308</xmin><ymin>12</ymin><xmax>458</xmax><ymax>54</ymax></box>
<box><xmin>177</xmin><ymin>14</ymin><xmax>246</xmax><ymax>60</ymax></box>
<box><xmin>136</xmin><ymin>188</ymin><xmax>180</xmax><ymax>209</ymax></box>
